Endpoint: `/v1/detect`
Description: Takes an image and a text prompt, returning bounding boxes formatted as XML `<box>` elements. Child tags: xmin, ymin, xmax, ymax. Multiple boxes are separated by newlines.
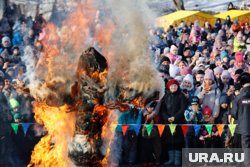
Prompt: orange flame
<box><xmin>28</xmin><ymin>101</ymin><xmax>76</xmax><ymax>167</ymax></box>
<box><xmin>28</xmin><ymin>1</ymin><xmax>123</xmax><ymax>166</ymax></box>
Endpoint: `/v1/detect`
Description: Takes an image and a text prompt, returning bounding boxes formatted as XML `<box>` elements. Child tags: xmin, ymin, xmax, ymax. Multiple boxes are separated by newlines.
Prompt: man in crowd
<box><xmin>231</xmin><ymin>73</ymin><xmax>250</xmax><ymax>167</ymax></box>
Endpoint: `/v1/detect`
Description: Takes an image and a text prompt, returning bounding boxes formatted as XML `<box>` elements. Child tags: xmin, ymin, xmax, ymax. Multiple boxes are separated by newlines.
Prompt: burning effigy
<box><xmin>24</xmin><ymin>1</ymin><xmax>163</xmax><ymax>167</ymax></box>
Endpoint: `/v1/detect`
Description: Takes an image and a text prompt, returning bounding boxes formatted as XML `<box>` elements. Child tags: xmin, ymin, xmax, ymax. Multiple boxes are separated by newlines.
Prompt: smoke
<box><xmin>20</xmin><ymin>0</ymin><xmax>164</xmax><ymax>166</ymax></box>
<box><xmin>98</xmin><ymin>0</ymin><xmax>164</xmax><ymax>102</ymax></box>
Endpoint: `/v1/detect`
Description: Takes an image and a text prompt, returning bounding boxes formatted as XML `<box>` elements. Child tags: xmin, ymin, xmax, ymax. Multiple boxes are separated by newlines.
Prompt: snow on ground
<box><xmin>184</xmin><ymin>0</ymin><xmax>243</xmax><ymax>12</ymax></box>
<box><xmin>148</xmin><ymin>0</ymin><xmax>244</xmax><ymax>16</ymax></box>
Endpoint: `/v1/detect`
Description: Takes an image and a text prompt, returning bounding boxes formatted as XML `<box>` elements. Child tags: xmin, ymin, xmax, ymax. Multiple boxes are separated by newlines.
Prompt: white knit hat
<box><xmin>2</xmin><ymin>36</ymin><xmax>10</xmax><ymax>45</ymax></box>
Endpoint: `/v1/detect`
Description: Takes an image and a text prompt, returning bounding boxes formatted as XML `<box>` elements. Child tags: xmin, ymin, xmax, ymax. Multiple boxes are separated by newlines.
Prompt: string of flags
<box><xmin>10</xmin><ymin>123</ymin><xmax>35</xmax><ymax>135</ymax></box>
<box><xmin>9</xmin><ymin>123</ymin><xmax>237</xmax><ymax>137</ymax></box>
<box><xmin>115</xmin><ymin>124</ymin><xmax>238</xmax><ymax>137</ymax></box>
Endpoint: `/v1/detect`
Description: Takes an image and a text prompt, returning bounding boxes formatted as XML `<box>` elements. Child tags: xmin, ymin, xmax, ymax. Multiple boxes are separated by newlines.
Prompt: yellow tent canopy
<box><xmin>155</xmin><ymin>10</ymin><xmax>216</xmax><ymax>30</ymax></box>
<box><xmin>214</xmin><ymin>10</ymin><xmax>250</xmax><ymax>23</ymax></box>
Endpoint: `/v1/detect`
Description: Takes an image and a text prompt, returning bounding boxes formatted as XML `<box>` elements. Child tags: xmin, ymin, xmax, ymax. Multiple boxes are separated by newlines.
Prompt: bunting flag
<box><xmin>145</xmin><ymin>124</ymin><xmax>154</xmax><ymax>136</ymax></box>
<box><xmin>228</xmin><ymin>124</ymin><xmax>237</xmax><ymax>136</ymax></box>
<box><xmin>194</xmin><ymin>125</ymin><xmax>201</xmax><ymax>136</ymax></box>
<box><xmin>181</xmin><ymin>125</ymin><xmax>189</xmax><ymax>137</ymax></box>
<box><xmin>216</xmin><ymin>124</ymin><xmax>225</xmax><ymax>136</ymax></box>
<box><xmin>169</xmin><ymin>124</ymin><xmax>177</xmax><ymax>135</ymax></box>
<box><xmin>131</xmin><ymin>124</ymin><xmax>141</xmax><ymax>136</ymax></box>
<box><xmin>157</xmin><ymin>124</ymin><xmax>165</xmax><ymax>137</ymax></box>
<box><xmin>22</xmin><ymin>123</ymin><xmax>31</xmax><ymax>135</ymax></box>
<box><xmin>122</xmin><ymin>125</ymin><xmax>129</xmax><ymax>136</ymax></box>
<box><xmin>11</xmin><ymin>123</ymin><xmax>19</xmax><ymax>135</ymax></box>
<box><xmin>205</xmin><ymin>124</ymin><xmax>213</xmax><ymax>135</ymax></box>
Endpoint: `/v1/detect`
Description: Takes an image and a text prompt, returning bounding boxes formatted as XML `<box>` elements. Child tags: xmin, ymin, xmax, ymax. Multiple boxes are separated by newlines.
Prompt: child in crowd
<box><xmin>184</xmin><ymin>96</ymin><xmax>203</xmax><ymax>148</ymax></box>
<box><xmin>141</xmin><ymin>101</ymin><xmax>161</xmax><ymax>167</ymax></box>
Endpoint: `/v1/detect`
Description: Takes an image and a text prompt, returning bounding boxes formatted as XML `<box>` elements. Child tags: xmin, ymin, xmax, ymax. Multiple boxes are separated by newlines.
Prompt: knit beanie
<box><xmin>170</xmin><ymin>45</ymin><xmax>178</xmax><ymax>54</ymax></box>
<box><xmin>221</xmin><ymin>70</ymin><xmax>231</xmax><ymax>79</ymax></box>
<box><xmin>163</xmin><ymin>47</ymin><xmax>170</xmax><ymax>54</ymax></box>
<box><xmin>219</xmin><ymin>93</ymin><xmax>230</xmax><ymax>105</ymax></box>
<box><xmin>204</xmin><ymin>69</ymin><xmax>215</xmax><ymax>80</ymax></box>
<box><xmin>213</xmin><ymin>67</ymin><xmax>224</xmax><ymax>75</ymax></box>
<box><xmin>220</xmin><ymin>51</ymin><xmax>229</xmax><ymax>61</ymax></box>
<box><xmin>235</xmin><ymin>52</ymin><xmax>244</xmax><ymax>65</ymax></box>
<box><xmin>166</xmin><ymin>79</ymin><xmax>179</xmax><ymax>90</ymax></box>
<box><xmin>2</xmin><ymin>36</ymin><xmax>10</xmax><ymax>45</ymax></box>
<box><xmin>183</xmin><ymin>74</ymin><xmax>194</xmax><ymax>86</ymax></box>
<box><xmin>203</xmin><ymin>105</ymin><xmax>212</xmax><ymax>115</ymax></box>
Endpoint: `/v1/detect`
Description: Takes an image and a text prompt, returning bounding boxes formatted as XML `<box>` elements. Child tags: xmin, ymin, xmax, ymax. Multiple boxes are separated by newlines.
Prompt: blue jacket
<box><xmin>184</xmin><ymin>106</ymin><xmax>203</xmax><ymax>124</ymax></box>
<box><xmin>116</xmin><ymin>107</ymin><xmax>142</xmax><ymax>132</ymax></box>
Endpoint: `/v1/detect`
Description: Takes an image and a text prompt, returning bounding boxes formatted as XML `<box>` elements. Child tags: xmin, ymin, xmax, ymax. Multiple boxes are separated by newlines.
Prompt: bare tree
<box><xmin>173</xmin><ymin>0</ymin><xmax>185</xmax><ymax>10</ymax></box>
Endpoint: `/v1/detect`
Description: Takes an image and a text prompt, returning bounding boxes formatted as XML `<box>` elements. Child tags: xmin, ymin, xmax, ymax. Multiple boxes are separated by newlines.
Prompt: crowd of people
<box><xmin>0</xmin><ymin>3</ymin><xmax>250</xmax><ymax>167</ymax></box>
<box><xmin>110</xmin><ymin>15</ymin><xmax>250</xmax><ymax>167</ymax></box>
<box><xmin>0</xmin><ymin>8</ymin><xmax>46</xmax><ymax>166</ymax></box>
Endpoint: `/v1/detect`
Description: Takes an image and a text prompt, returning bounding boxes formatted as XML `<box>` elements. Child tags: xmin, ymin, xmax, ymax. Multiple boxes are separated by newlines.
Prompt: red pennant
<box><xmin>157</xmin><ymin>124</ymin><xmax>165</xmax><ymax>137</ymax></box>
<box><xmin>181</xmin><ymin>125</ymin><xmax>189</xmax><ymax>137</ymax></box>
<box><xmin>122</xmin><ymin>125</ymin><xmax>129</xmax><ymax>136</ymax></box>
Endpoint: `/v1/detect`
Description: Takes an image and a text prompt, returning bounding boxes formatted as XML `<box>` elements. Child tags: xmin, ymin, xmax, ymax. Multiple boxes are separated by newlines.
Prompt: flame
<box><xmin>28</xmin><ymin>101</ymin><xmax>76</xmax><ymax>167</ymax></box>
<box><xmin>101</xmin><ymin>110</ymin><xmax>118</xmax><ymax>166</ymax></box>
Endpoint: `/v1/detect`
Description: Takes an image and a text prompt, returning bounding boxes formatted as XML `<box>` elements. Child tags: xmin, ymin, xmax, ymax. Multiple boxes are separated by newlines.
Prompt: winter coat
<box><xmin>184</xmin><ymin>106</ymin><xmax>203</xmax><ymax>124</ymax></box>
<box><xmin>233</xmin><ymin>38</ymin><xmax>246</xmax><ymax>53</ymax></box>
<box><xmin>195</xmin><ymin>83</ymin><xmax>221</xmax><ymax>118</ymax></box>
<box><xmin>115</xmin><ymin>107</ymin><xmax>142</xmax><ymax>133</ymax></box>
<box><xmin>230</xmin><ymin>86</ymin><xmax>250</xmax><ymax>135</ymax></box>
<box><xmin>158</xmin><ymin>89</ymin><xmax>188</xmax><ymax>124</ymax></box>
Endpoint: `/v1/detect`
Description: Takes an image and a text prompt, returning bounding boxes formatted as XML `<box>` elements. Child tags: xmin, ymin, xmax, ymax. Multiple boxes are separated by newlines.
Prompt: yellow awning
<box><xmin>214</xmin><ymin>10</ymin><xmax>250</xmax><ymax>23</ymax></box>
<box><xmin>155</xmin><ymin>10</ymin><xmax>217</xmax><ymax>30</ymax></box>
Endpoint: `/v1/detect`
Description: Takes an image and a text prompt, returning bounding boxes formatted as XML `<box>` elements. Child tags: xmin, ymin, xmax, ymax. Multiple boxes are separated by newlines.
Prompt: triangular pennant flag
<box><xmin>145</xmin><ymin>124</ymin><xmax>154</xmax><ymax>136</ymax></box>
<box><xmin>157</xmin><ymin>124</ymin><xmax>165</xmax><ymax>137</ymax></box>
<box><xmin>205</xmin><ymin>124</ymin><xmax>213</xmax><ymax>135</ymax></box>
<box><xmin>11</xmin><ymin>123</ymin><xmax>19</xmax><ymax>135</ymax></box>
<box><xmin>181</xmin><ymin>125</ymin><xmax>189</xmax><ymax>137</ymax></box>
<box><xmin>169</xmin><ymin>124</ymin><xmax>177</xmax><ymax>135</ymax></box>
<box><xmin>228</xmin><ymin>124</ymin><xmax>237</xmax><ymax>137</ymax></box>
<box><xmin>122</xmin><ymin>125</ymin><xmax>129</xmax><ymax>136</ymax></box>
<box><xmin>132</xmin><ymin>124</ymin><xmax>141</xmax><ymax>136</ymax></box>
<box><xmin>216</xmin><ymin>124</ymin><xmax>225</xmax><ymax>136</ymax></box>
<box><xmin>22</xmin><ymin>123</ymin><xmax>31</xmax><ymax>135</ymax></box>
<box><xmin>194</xmin><ymin>125</ymin><xmax>201</xmax><ymax>136</ymax></box>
